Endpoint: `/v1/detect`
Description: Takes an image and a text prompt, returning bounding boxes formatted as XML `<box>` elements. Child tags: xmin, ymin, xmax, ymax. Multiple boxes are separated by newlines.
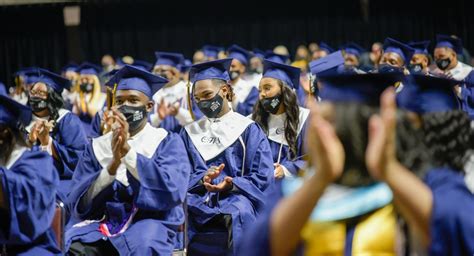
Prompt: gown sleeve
<box><xmin>0</xmin><ymin>151</ymin><xmax>58</xmax><ymax>244</ymax></box>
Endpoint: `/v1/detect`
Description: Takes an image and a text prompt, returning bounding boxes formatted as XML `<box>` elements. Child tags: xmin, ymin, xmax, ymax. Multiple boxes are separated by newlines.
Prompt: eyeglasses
<box><xmin>29</xmin><ymin>89</ymin><xmax>48</xmax><ymax>97</ymax></box>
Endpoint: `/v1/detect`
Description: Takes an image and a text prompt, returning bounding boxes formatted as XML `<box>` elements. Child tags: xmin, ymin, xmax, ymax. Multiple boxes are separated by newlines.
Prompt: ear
<box><xmin>146</xmin><ymin>101</ymin><xmax>154</xmax><ymax>113</ymax></box>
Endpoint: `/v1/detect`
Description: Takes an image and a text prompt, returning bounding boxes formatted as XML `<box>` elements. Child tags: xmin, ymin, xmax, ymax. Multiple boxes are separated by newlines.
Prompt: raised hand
<box><xmin>306</xmin><ymin>99</ymin><xmax>345</xmax><ymax>185</ymax></box>
<box><xmin>365</xmin><ymin>87</ymin><xmax>397</xmax><ymax>181</ymax></box>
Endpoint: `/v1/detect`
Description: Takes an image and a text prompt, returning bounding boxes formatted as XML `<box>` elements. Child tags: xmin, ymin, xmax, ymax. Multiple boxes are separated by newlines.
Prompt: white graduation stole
<box><xmin>449</xmin><ymin>61</ymin><xmax>473</xmax><ymax>81</ymax></box>
<box><xmin>232</xmin><ymin>79</ymin><xmax>254</xmax><ymax>103</ymax></box>
<box><xmin>92</xmin><ymin>123</ymin><xmax>168</xmax><ymax>186</ymax></box>
<box><xmin>152</xmin><ymin>81</ymin><xmax>187</xmax><ymax>107</ymax></box>
<box><xmin>184</xmin><ymin>111</ymin><xmax>253</xmax><ymax>161</ymax></box>
<box><xmin>267</xmin><ymin>107</ymin><xmax>310</xmax><ymax>146</ymax></box>
<box><xmin>26</xmin><ymin>108</ymin><xmax>70</xmax><ymax>133</ymax></box>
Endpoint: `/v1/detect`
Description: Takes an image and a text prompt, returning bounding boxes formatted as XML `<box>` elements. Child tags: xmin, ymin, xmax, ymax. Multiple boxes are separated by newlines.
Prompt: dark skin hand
<box><xmin>107</xmin><ymin>90</ymin><xmax>153</xmax><ymax>175</ymax></box>
<box><xmin>202</xmin><ymin>163</ymin><xmax>233</xmax><ymax>192</ymax></box>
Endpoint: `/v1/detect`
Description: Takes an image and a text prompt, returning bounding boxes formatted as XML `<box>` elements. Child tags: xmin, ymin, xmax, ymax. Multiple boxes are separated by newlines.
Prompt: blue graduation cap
<box><xmin>309</xmin><ymin>50</ymin><xmax>345</xmax><ymax>77</ymax></box>
<box><xmin>180</xmin><ymin>59</ymin><xmax>192</xmax><ymax>73</ymax></box>
<box><xmin>0</xmin><ymin>82</ymin><xmax>7</xmax><ymax>96</ymax></box>
<box><xmin>252</xmin><ymin>48</ymin><xmax>266</xmax><ymax>59</ymax></box>
<box><xmin>202</xmin><ymin>45</ymin><xmax>223</xmax><ymax>59</ymax></box>
<box><xmin>33</xmin><ymin>68</ymin><xmax>72</xmax><ymax>94</ymax></box>
<box><xmin>77</xmin><ymin>62</ymin><xmax>101</xmax><ymax>76</ymax></box>
<box><xmin>264</xmin><ymin>51</ymin><xmax>290</xmax><ymax>64</ymax></box>
<box><xmin>154</xmin><ymin>52</ymin><xmax>185</xmax><ymax>69</ymax></box>
<box><xmin>14</xmin><ymin>67</ymin><xmax>41</xmax><ymax>85</ymax></box>
<box><xmin>435</xmin><ymin>34</ymin><xmax>463</xmax><ymax>55</ymax></box>
<box><xmin>189</xmin><ymin>58</ymin><xmax>233</xmax><ymax>84</ymax></box>
<box><xmin>383</xmin><ymin>38</ymin><xmax>415</xmax><ymax>64</ymax></box>
<box><xmin>341</xmin><ymin>42</ymin><xmax>366</xmax><ymax>58</ymax></box>
<box><xmin>106</xmin><ymin>65</ymin><xmax>168</xmax><ymax>99</ymax></box>
<box><xmin>132</xmin><ymin>60</ymin><xmax>153</xmax><ymax>71</ymax></box>
<box><xmin>317</xmin><ymin>72</ymin><xmax>404</xmax><ymax>105</ymax></box>
<box><xmin>408</xmin><ymin>41</ymin><xmax>431</xmax><ymax>56</ymax></box>
<box><xmin>397</xmin><ymin>74</ymin><xmax>460</xmax><ymax>113</ymax></box>
<box><xmin>227</xmin><ymin>44</ymin><xmax>252</xmax><ymax>66</ymax></box>
<box><xmin>262</xmin><ymin>59</ymin><xmax>301</xmax><ymax>90</ymax></box>
<box><xmin>61</xmin><ymin>62</ymin><xmax>79</xmax><ymax>73</ymax></box>
<box><xmin>0</xmin><ymin>94</ymin><xmax>32</xmax><ymax>128</ymax></box>
<box><xmin>319</xmin><ymin>42</ymin><xmax>335</xmax><ymax>54</ymax></box>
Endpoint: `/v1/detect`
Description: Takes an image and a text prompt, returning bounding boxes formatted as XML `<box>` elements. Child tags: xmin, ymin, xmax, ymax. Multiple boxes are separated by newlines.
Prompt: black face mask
<box><xmin>408</xmin><ymin>63</ymin><xmax>424</xmax><ymax>74</ymax></box>
<box><xmin>197</xmin><ymin>92</ymin><xmax>224</xmax><ymax>119</ymax></box>
<box><xmin>29</xmin><ymin>96</ymin><xmax>48</xmax><ymax>112</ymax></box>
<box><xmin>80</xmin><ymin>83</ymin><xmax>94</xmax><ymax>93</ymax></box>
<box><xmin>230</xmin><ymin>71</ymin><xmax>240</xmax><ymax>81</ymax></box>
<box><xmin>436</xmin><ymin>58</ymin><xmax>451</xmax><ymax>70</ymax></box>
<box><xmin>118</xmin><ymin>105</ymin><xmax>148</xmax><ymax>132</ymax></box>
<box><xmin>261</xmin><ymin>94</ymin><xmax>282</xmax><ymax>114</ymax></box>
<box><xmin>378</xmin><ymin>64</ymin><xmax>403</xmax><ymax>73</ymax></box>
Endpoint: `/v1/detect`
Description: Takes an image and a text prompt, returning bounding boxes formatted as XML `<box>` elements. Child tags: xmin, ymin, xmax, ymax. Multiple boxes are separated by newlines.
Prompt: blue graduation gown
<box><xmin>0</xmin><ymin>149</ymin><xmax>60</xmax><ymax>255</ymax></box>
<box><xmin>180</xmin><ymin>122</ymin><xmax>274</xmax><ymax>255</ymax></box>
<box><xmin>237</xmin><ymin>179</ymin><xmax>283</xmax><ymax>256</ymax></box>
<box><xmin>51</xmin><ymin>112</ymin><xmax>88</xmax><ymax>201</ymax></box>
<box><xmin>66</xmin><ymin>131</ymin><xmax>191</xmax><ymax>255</ymax></box>
<box><xmin>459</xmin><ymin>71</ymin><xmax>474</xmax><ymax>119</ymax></box>
<box><xmin>424</xmin><ymin>168</ymin><xmax>474</xmax><ymax>255</ymax></box>
<box><xmin>90</xmin><ymin>111</ymin><xmax>102</xmax><ymax>138</ymax></box>
<box><xmin>235</xmin><ymin>87</ymin><xmax>259</xmax><ymax>117</ymax></box>
<box><xmin>78</xmin><ymin>113</ymin><xmax>94</xmax><ymax>138</ymax></box>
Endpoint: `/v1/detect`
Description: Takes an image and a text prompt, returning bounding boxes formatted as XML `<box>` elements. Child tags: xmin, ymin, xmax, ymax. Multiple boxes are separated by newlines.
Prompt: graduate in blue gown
<box><xmin>72</xmin><ymin>63</ymin><xmax>107</xmax><ymax>137</ymax></box>
<box><xmin>66</xmin><ymin>65</ymin><xmax>191</xmax><ymax>255</ymax></box>
<box><xmin>181</xmin><ymin>58</ymin><xmax>274</xmax><ymax>255</ymax></box>
<box><xmin>0</xmin><ymin>95</ymin><xmax>60</xmax><ymax>255</ymax></box>
<box><xmin>395</xmin><ymin>74</ymin><xmax>474</xmax><ymax>255</ymax></box>
<box><xmin>432</xmin><ymin>34</ymin><xmax>474</xmax><ymax>119</ymax></box>
<box><xmin>24</xmin><ymin>68</ymin><xmax>87</xmax><ymax>202</ymax></box>
<box><xmin>150</xmin><ymin>51</ymin><xmax>202</xmax><ymax>133</ymax></box>
<box><xmin>251</xmin><ymin>59</ymin><xmax>309</xmax><ymax>178</ymax></box>
<box><xmin>407</xmin><ymin>40</ymin><xmax>431</xmax><ymax>74</ymax></box>
<box><xmin>227</xmin><ymin>45</ymin><xmax>260</xmax><ymax>116</ymax></box>
<box><xmin>239</xmin><ymin>59</ymin><xmax>412</xmax><ymax>255</ymax></box>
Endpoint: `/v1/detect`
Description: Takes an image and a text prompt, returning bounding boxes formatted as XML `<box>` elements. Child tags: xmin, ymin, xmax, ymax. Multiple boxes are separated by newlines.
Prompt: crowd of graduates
<box><xmin>0</xmin><ymin>34</ymin><xmax>473</xmax><ymax>255</ymax></box>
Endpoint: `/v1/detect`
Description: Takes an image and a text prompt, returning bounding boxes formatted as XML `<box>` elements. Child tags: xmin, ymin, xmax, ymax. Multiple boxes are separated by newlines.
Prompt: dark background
<box><xmin>0</xmin><ymin>0</ymin><xmax>473</xmax><ymax>88</ymax></box>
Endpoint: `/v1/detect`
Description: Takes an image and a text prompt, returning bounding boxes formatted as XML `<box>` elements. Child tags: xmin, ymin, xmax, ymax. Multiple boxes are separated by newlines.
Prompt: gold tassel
<box><xmin>186</xmin><ymin>80</ymin><xmax>195</xmax><ymax>121</ymax></box>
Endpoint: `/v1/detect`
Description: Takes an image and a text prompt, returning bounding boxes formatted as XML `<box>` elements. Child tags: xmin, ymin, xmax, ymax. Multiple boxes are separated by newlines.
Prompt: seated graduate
<box><xmin>251</xmin><ymin>59</ymin><xmax>309</xmax><ymax>179</ymax></box>
<box><xmin>407</xmin><ymin>41</ymin><xmax>431</xmax><ymax>74</ymax></box>
<box><xmin>239</xmin><ymin>65</ymin><xmax>428</xmax><ymax>255</ymax></box>
<box><xmin>227</xmin><ymin>45</ymin><xmax>260</xmax><ymax>116</ymax></box>
<box><xmin>386</xmin><ymin>74</ymin><xmax>474</xmax><ymax>255</ymax></box>
<box><xmin>432</xmin><ymin>34</ymin><xmax>474</xmax><ymax>119</ymax></box>
<box><xmin>66</xmin><ymin>65</ymin><xmax>191</xmax><ymax>255</ymax></box>
<box><xmin>150</xmin><ymin>51</ymin><xmax>201</xmax><ymax>133</ymax></box>
<box><xmin>25</xmin><ymin>68</ymin><xmax>88</xmax><ymax>202</ymax></box>
<box><xmin>180</xmin><ymin>58</ymin><xmax>274</xmax><ymax>255</ymax></box>
<box><xmin>72</xmin><ymin>62</ymin><xmax>106</xmax><ymax>137</ymax></box>
<box><xmin>0</xmin><ymin>95</ymin><xmax>60</xmax><ymax>255</ymax></box>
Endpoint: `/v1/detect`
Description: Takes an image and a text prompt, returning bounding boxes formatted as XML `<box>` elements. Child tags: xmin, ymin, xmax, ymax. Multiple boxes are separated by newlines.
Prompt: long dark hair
<box><xmin>252</xmin><ymin>80</ymin><xmax>300</xmax><ymax>159</ymax></box>
<box><xmin>332</xmin><ymin>103</ymin><xmax>431</xmax><ymax>187</ymax></box>
<box><xmin>422</xmin><ymin>110</ymin><xmax>474</xmax><ymax>172</ymax></box>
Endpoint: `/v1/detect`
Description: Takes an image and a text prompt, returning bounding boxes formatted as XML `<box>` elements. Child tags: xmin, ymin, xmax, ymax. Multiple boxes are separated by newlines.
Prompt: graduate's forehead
<box><xmin>259</xmin><ymin>77</ymin><xmax>279</xmax><ymax>88</ymax></box>
<box><xmin>194</xmin><ymin>79</ymin><xmax>219</xmax><ymax>94</ymax></box>
<box><xmin>115</xmin><ymin>89</ymin><xmax>149</xmax><ymax>100</ymax></box>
